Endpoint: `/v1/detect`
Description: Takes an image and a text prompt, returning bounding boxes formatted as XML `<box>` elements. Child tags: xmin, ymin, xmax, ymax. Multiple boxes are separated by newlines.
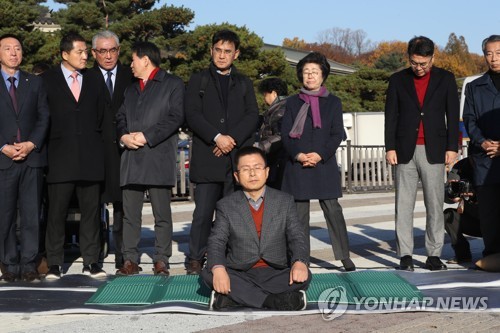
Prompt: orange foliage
<box><xmin>362</xmin><ymin>41</ymin><xmax>407</xmax><ymax>67</ymax></box>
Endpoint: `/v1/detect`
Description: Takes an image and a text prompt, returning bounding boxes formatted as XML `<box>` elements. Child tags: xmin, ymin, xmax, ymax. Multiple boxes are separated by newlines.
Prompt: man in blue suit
<box><xmin>202</xmin><ymin>146</ymin><xmax>310</xmax><ymax>311</ymax></box>
<box><xmin>0</xmin><ymin>34</ymin><xmax>49</xmax><ymax>282</ymax></box>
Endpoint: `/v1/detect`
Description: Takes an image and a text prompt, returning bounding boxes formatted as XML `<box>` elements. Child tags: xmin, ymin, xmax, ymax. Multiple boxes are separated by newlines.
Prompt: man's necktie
<box><xmin>8</xmin><ymin>77</ymin><xmax>21</xmax><ymax>142</ymax></box>
<box><xmin>70</xmin><ymin>71</ymin><xmax>80</xmax><ymax>101</ymax></box>
<box><xmin>106</xmin><ymin>71</ymin><xmax>113</xmax><ymax>97</ymax></box>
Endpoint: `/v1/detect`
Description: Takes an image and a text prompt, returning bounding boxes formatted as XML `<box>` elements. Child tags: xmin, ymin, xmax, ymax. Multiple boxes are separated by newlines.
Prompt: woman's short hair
<box><xmin>258</xmin><ymin>77</ymin><xmax>288</xmax><ymax>96</ymax></box>
<box><xmin>296</xmin><ymin>52</ymin><xmax>330</xmax><ymax>83</ymax></box>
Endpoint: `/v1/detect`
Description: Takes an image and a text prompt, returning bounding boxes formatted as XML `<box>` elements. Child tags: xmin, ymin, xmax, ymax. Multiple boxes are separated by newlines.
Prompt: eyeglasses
<box><xmin>237</xmin><ymin>164</ymin><xmax>266</xmax><ymax>174</ymax></box>
<box><xmin>303</xmin><ymin>71</ymin><xmax>321</xmax><ymax>77</ymax></box>
<box><xmin>94</xmin><ymin>47</ymin><xmax>119</xmax><ymax>55</ymax></box>
<box><xmin>409</xmin><ymin>57</ymin><xmax>433</xmax><ymax>69</ymax></box>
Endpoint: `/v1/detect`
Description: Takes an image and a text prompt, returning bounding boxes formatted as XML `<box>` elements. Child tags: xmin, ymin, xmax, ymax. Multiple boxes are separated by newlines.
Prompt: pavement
<box><xmin>2</xmin><ymin>190</ymin><xmax>500</xmax><ymax>332</ymax></box>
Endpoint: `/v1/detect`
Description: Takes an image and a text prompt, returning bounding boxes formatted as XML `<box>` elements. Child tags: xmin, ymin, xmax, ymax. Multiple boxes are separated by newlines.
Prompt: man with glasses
<box><xmin>91</xmin><ymin>30</ymin><xmax>135</xmax><ymax>269</ymax></box>
<box><xmin>184</xmin><ymin>29</ymin><xmax>259</xmax><ymax>275</ymax></box>
<box><xmin>202</xmin><ymin>146</ymin><xmax>310</xmax><ymax>311</ymax></box>
<box><xmin>385</xmin><ymin>36</ymin><xmax>459</xmax><ymax>271</ymax></box>
<box><xmin>463</xmin><ymin>35</ymin><xmax>500</xmax><ymax>258</ymax></box>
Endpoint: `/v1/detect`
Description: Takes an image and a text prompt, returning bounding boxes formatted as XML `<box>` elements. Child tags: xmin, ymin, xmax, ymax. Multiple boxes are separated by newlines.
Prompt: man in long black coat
<box><xmin>43</xmin><ymin>33</ymin><xmax>106</xmax><ymax>279</ymax></box>
<box><xmin>90</xmin><ymin>30</ymin><xmax>135</xmax><ymax>269</ymax></box>
<box><xmin>184</xmin><ymin>30</ymin><xmax>259</xmax><ymax>274</ymax></box>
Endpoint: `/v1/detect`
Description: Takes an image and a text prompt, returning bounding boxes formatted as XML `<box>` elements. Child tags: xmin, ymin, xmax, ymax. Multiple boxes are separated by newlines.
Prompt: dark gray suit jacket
<box><xmin>207</xmin><ymin>187</ymin><xmax>310</xmax><ymax>271</ymax></box>
<box><xmin>0</xmin><ymin>70</ymin><xmax>49</xmax><ymax>169</ymax></box>
<box><xmin>116</xmin><ymin>69</ymin><xmax>184</xmax><ymax>186</ymax></box>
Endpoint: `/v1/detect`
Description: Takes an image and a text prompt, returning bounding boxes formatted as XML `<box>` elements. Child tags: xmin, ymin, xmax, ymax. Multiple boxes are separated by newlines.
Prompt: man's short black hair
<box><xmin>132</xmin><ymin>41</ymin><xmax>161</xmax><ymax>67</ymax></box>
<box><xmin>0</xmin><ymin>34</ymin><xmax>22</xmax><ymax>49</ymax></box>
<box><xmin>60</xmin><ymin>33</ymin><xmax>86</xmax><ymax>56</ymax></box>
<box><xmin>407</xmin><ymin>36</ymin><xmax>435</xmax><ymax>57</ymax></box>
<box><xmin>258</xmin><ymin>77</ymin><xmax>288</xmax><ymax>96</ymax></box>
<box><xmin>212</xmin><ymin>29</ymin><xmax>240</xmax><ymax>50</ymax></box>
<box><xmin>296</xmin><ymin>52</ymin><xmax>330</xmax><ymax>83</ymax></box>
<box><xmin>235</xmin><ymin>146</ymin><xmax>267</xmax><ymax>168</ymax></box>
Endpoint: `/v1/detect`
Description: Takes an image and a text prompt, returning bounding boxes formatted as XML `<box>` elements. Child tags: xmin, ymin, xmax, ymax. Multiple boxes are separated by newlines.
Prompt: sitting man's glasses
<box><xmin>237</xmin><ymin>164</ymin><xmax>266</xmax><ymax>174</ymax></box>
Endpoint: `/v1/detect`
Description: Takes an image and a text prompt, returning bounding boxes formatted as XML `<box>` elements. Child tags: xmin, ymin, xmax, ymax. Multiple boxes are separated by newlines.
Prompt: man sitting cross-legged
<box><xmin>201</xmin><ymin>146</ymin><xmax>311</xmax><ymax>311</ymax></box>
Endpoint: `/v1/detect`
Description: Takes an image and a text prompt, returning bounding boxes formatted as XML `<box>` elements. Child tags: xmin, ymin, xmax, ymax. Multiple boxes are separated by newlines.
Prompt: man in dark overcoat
<box><xmin>184</xmin><ymin>29</ymin><xmax>259</xmax><ymax>274</ymax></box>
<box><xmin>115</xmin><ymin>42</ymin><xmax>184</xmax><ymax>276</ymax></box>
<box><xmin>90</xmin><ymin>30</ymin><xmax>135</xmax><ymax>269</ymax></box>
<box><xmin>43</xmin><ymin>33</ymin><xmax>107</xmax><ymax>279</ymax></box>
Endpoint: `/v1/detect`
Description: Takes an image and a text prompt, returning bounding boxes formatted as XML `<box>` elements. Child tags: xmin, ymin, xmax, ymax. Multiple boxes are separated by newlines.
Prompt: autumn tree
<box><xmin>434</xmin><ymin>33</ymin><xmax>484</xmax><ymax>77</ymax></box>
<box><xmin>362</xmin><ymin>41</ymin><xmax>407</xmax><ymax>69</ymax></box>
<box><xmin>282</xmin><ymin>37</ymin><xmax>307</xmax><ymax>49</ymax></box>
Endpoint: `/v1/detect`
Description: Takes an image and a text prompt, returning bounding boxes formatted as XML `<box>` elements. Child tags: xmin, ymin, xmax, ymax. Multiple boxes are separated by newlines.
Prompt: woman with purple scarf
<box><xmin>281</xmin><ymin>52</ymin><xmax>355</xmax><ymax>271</ymax></box>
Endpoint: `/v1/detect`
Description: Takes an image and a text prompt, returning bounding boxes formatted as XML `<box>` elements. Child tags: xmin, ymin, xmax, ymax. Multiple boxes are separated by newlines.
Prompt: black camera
<box><xmin>446</xmin><ymin>179</ymin><xmax>473</xmax><ymax>198</ymax></box>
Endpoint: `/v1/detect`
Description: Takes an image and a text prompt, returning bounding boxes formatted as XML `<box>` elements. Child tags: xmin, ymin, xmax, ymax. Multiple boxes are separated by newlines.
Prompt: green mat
<box><xmin>86</xmin><ymin>271</ymin><xmax>422</xmax><ymax>306</ymax></box>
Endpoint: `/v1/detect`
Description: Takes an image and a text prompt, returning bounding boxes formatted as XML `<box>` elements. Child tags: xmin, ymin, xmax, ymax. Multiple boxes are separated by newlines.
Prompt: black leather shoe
<box><xmin>0</xmin><ymin>272</ymin><xmax>18</xmax><ymax>283</ymax></box>
<box><xmin>209</xmin><ymin>291</ymin><xmax>240</xmax><ymax>311</ymax></box>
<box><xmin>341</xmin><ymin>258</ymin><xmax>356</xmax><ymax>271</ymax></box>
<box><xmin>45</xmin><ymin>265</ymin><xmax>61</xmax><ymax>280</ymax></box>
<box><xmin>399</xmin><ymin>255</ymin><xmax>414</xmax><ymax>271</ymax></box>
<box><xmin>425</xmin><ymin>256</ymin><xmax>447</xmax><ymax>271</ymax></box>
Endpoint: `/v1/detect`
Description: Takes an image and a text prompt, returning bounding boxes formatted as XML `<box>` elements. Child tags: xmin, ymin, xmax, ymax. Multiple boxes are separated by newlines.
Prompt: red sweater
<box><xmin>414</xmin><ymin>72</ymin><xmax>431</xmax><ymax>145</ymax></box>
<box><xmin>250</xmin><ymin>201</ymin><xmax>268</xmax><ymax>268</ymax></box>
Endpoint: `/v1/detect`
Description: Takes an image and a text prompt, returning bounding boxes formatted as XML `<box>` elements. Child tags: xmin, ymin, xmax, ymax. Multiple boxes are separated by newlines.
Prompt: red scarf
<box><xmin>139</xmin><ymin>67</ymin><xmax>160</xmax><ymax>91</ymax></box>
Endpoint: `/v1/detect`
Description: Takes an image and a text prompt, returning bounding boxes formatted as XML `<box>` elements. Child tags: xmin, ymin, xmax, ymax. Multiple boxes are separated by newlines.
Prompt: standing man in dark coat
<box><xmin>115</xmin><ymin>42</ymin><xmax>184</xmax><ymax>276</ymax></box>
<box><xmin>385</xmin><ymin>36</ymin><xmax>459</xmax><ymax>271</ymax></box>
<box><xmin>463</xmin><ymin>34</ymin><xmax>500</xmax><ymax>257</ymax></box>
<box><xmin>91</xmin><ymin>30</ymin><xmax>135</xmax><ymax>269</ymax></box>
<box><xmin>43</xmin><ymin>33</ymin><xmax>106</xmax><ymax>279</ymax></box>
<box><xmin>0</xmin><ymin>34</ymin><xmax>49</xmax><ymax>282</ymax></box>
<box><xmin>184</xmin><ymin>29</ymin><xmax>259</xmax><ymax>274</ymax></box>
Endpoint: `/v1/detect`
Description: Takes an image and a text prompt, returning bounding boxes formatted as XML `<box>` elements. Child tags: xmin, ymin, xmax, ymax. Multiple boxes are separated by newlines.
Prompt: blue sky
<box><xmin>47</xmin><ymin>0</ymin><xmax>498</xmax><ymax>55</ymax></box>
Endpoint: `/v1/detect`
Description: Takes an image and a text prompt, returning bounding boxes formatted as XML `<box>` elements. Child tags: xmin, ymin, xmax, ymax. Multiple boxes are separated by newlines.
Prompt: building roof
<box><xmin>262</xmin><ymin>43</ymin><xmax>357</xmax><ymax>75</ymax></box>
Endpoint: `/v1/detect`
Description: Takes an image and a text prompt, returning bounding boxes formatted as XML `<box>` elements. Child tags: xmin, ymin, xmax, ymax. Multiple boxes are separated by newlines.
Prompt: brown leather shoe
<box><xmin>153</xmin><ymin>261</ymin><xmax>170</xmax><ymax>276</ymax></box>
<box><xmin>186</xmin><ymin>259</ymin><xmax>203</xmax><ymax>275</ymax></box>
<box><xmin>0</xmin><ymin>272</ymin><xmax>18</xmax><ymax>283</ymax></box>
<box><xmin>22</xmin><ymin>271</ymin><xmax>39</xmax><ymax>282</ymax></box>
<box><xmin>116</xmin><ymin>260</ymin><xmax>140</xmax><ymax>276</ymax></box>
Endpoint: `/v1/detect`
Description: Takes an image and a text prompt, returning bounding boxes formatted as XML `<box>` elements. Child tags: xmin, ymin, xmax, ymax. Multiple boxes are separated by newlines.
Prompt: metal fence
<box><xmin>337</xmin><ymin>141</ymin><xmax>469</xmax><ymax>193</ymax></box>
<box><xmin>172</xmin><ymin>141</ymin><xmax>470</xmax><ymax>200</ymax></box>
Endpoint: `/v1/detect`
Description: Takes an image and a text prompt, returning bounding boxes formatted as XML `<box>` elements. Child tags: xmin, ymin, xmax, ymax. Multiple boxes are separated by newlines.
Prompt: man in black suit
<box><xmin>0</xmin><ymin>34</ymin><xmax>49</xmax><ymax>282</ymax></box>
<box><xmin>91</xmin><ymin>30</ymin><xmax>135</xmax><ymax>269</ymax></box>
<box><xmin>184</xmin><ymin>30</ymin><xmax>259</xmax><ymax>274</ymax></box>
<box><xmin>202</xmin><ymin>147</ymin><xmax>310</xmax><ymax>311</ymax></box>
<box><xmin>385</xmin><ymin>36</ymin><xmax>459</xmax><ymax>271</ymax></box>
<box><xmin>43</xmin><ymin>33</ymin><xmax>106</xmax><ymax>279</ymax></box>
